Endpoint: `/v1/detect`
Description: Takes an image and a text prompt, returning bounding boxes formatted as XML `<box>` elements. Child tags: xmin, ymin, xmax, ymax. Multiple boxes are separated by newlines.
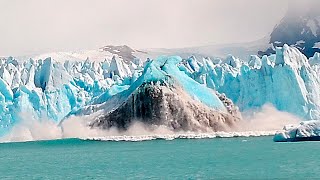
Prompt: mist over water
<box><xmin>0</xmin><ymin>104</ymin><xmax>301</xmax><ymax>143</ymax></box>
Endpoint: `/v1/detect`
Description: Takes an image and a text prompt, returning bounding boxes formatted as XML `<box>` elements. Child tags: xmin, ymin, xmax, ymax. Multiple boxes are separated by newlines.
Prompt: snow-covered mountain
<box><xmin>17</xmin><ymin>45</ymin><xmax>146</xmax><ymax>63</ymax></box>
<box><xmin>143</xmin><ymin>1</ymin><xmax>320</xmax><ymax>60</ymax></box>
<box><xmin>141</xmin><ymin>37</ymin><xmax>269</xmax><ymax>62</ymax></box>
<box><xmin>259</xmin><ymin>0</ymin><xmax>320</xmax><ymax>58</ymax></box>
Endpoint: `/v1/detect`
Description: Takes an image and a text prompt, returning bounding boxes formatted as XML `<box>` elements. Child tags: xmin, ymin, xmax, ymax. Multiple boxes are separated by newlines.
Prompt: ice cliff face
<box><xmin>183</xmin><ymin>45</ymin><xmax>320</xmax><ymax>120</ymax></box>
<box><xmin>0</xmin><ymin>54</ymin><xmax>142</xmax><ymax>135</ymax></box>
<box><xmin>0</xmin><ymin>45</ymin><xmax>319</xmax><ymax>135</ymax></box>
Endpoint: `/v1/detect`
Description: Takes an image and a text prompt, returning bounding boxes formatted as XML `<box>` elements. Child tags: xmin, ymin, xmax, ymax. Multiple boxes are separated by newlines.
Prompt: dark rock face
<box><xmin>100</xmin><ymin>45</ymin><xmax>138</xmax><ymax>63</ymax></box>
<box><xmin>90</xmin><ymin>83</ymin><xmax>241</xmax><ymax>132</ymax></box>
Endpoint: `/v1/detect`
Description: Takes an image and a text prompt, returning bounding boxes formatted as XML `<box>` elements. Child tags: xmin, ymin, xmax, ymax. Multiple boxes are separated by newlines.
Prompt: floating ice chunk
<box><xmin>274</xmin><ymin>120</ymin><xmax>320</xmax><ymax>142</ymax></box>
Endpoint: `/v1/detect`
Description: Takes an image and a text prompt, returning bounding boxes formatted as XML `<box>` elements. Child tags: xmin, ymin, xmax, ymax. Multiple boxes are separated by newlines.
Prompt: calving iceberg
<box><xmin>75</xmin><ymin>56</ymin><xmax>241</xmax><ymax>132</ymax></box>
<box><xmin>0</xmin><ymin>44</ymin><xmax>319</xmax><ymax>136</ymax></box>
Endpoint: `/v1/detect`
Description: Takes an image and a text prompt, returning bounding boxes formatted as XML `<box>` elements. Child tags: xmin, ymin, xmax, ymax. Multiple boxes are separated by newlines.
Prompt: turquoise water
<box><xmin>0</xmin><ymin>136</ymin><xmax>319</xmax><ymax>179</ymax></box>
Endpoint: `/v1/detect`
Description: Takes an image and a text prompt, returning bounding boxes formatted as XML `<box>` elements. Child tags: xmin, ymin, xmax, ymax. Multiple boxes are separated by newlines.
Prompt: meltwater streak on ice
<box><xmin>0</xmin><ymin>104</ymin><xmax>300</xmax><ymax>143</ymax></box>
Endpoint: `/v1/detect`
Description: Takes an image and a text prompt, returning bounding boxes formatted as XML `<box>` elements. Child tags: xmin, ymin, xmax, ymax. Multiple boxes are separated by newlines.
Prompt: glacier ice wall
<box><xmin>182</xmin><ymin>45</ymin><xmax>320</xmax><ymax>120</ymax></box>
<box><xmin>0</xmin><ymin>55</ymin><xmax>142</xmax><ymax>135</ymax></box>
<box><xmin>0</xmin><ymin>45</ymin><xmax>319</xmax><ymax>135</ymax></box>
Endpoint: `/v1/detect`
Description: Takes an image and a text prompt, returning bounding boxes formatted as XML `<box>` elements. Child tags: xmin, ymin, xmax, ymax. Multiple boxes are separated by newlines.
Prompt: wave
<box><xmin>82</xmin><ymin>131</ymin><xmax>277</xmax><ymax>142</ymax></box>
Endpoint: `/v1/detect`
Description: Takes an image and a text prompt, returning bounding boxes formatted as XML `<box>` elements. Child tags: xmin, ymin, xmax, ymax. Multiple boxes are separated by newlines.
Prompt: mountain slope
<box><xmin>259</xmin><ymin>0</ymin><xmax>320</xmax><ymax>58</ymax></box>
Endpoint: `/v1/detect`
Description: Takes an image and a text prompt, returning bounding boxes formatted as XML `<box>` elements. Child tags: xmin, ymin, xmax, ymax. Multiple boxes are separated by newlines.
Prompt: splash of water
<box><xmin>0</xmin><ymin>104</ymin><xmax>301</xmax><ymax>143</ymax></box>
<box><xmin>239</xmin><ymin>104</ymin><xmax>301</xmax><ymax>131</ymax></box>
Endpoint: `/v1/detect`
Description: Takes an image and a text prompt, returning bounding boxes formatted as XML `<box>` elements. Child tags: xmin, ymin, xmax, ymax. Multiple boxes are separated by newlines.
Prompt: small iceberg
<box><xmin>274</xmin><ymin>120</ymin><xmax>320</xmax><ymax>142</ymax></box>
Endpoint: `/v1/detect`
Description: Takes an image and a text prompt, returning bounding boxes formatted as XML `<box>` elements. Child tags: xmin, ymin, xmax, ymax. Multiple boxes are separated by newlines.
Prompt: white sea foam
<box><xmin>82</xmin><ymin>131</ymin><xmax>277</xmax><ymax>142</ymax></box>
<box><xmin>0</xmin><ymin>104</ymin><xmax>300</xmax><ymax>143</ymax></box>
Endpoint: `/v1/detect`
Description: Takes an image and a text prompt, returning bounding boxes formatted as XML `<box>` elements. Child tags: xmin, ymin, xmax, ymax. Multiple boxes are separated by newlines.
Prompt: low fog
<box><xmin>287</xmin><ymin>0</ymin><xmax>320</xmax><ymax>16</ymax></box>
<box><xmin>0</xmin><ymin>0</ymin><xmax>289</xmax><ymax>56</ymax></box>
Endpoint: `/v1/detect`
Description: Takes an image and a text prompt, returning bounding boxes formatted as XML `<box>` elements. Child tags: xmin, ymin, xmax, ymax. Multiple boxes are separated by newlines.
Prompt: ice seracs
<box><xmin>183</xmin><ymin>45</ymin><xmax>320</xmax><ymax>120</ymax></box>
<box><xmin>0</xmin><ymin>44</ymin><xmax>320</xmax><ymax>136</ymax></box>
<box><xmin>0</xmin><ymin>52</ymin><xmax>143</xmax><ymax>135</ymax></box>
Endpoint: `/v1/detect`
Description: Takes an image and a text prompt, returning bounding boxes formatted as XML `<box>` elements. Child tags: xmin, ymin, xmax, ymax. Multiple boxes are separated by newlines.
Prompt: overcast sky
<box><xmin>0</xmin><ymin>0</ymin><xmax>289</xmax><ymax>56</ymax></box>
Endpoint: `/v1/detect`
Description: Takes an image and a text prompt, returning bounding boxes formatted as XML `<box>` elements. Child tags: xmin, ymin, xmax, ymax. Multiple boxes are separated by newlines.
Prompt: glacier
<box><xmin>179</xmin><ymin>45</ymin><xmax>320</xmax><ymax>120</ymax></box>
<box><xmin>0</xmin><ymin>45</ymin><xmax>319</xmax><ymax>136</ymax></box>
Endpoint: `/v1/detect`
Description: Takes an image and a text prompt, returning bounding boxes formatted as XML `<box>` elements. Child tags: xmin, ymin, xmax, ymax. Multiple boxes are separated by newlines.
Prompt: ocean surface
<box><xmin>0</xmin><ymin>136</ymin><xmax>319</xmax><ymax>179</ymax></box>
